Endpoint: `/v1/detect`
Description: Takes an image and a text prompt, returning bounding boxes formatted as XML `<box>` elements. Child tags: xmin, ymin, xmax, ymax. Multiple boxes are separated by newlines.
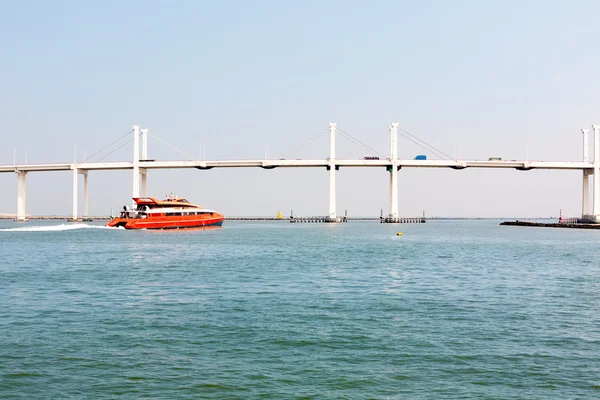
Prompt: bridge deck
<box><xmin>0</xmin><ymin>159</ymin><xmax>592</xmax><ymax>173</ymax></box>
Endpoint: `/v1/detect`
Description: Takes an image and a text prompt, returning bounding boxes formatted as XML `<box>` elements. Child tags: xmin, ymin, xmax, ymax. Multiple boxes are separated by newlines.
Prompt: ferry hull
<box><xmin>107</xmin><ymin>217</ymin><xmax>224</xmax><ymax>230</ymax></box>
<box><xmin>106</xmin><ymin>196</ymin><xmax>224</xmax><ymax>230</ymax></box>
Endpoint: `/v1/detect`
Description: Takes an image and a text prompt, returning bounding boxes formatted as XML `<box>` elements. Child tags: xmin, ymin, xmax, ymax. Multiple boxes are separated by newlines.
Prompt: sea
<box><xmin>1</xmin><ymin>219</ymin><xmax>599</xmax><ymax>399</ymax></box>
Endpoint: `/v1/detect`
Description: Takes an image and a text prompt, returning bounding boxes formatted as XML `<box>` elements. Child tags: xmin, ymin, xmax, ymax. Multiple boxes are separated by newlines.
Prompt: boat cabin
<box><xmin>118</xmin><ymin>197</ymin><xmax>217</xmax><ymax>219</ymax></box>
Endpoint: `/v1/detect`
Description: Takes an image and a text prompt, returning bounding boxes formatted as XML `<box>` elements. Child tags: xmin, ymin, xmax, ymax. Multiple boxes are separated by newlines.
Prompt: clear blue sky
<box><xmin>1</xmin><ymin>0</ymin><xmax>599</xmax><ymax>217</ymax></box>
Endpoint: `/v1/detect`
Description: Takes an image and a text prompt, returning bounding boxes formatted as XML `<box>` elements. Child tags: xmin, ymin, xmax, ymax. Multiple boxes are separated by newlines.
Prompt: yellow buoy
<box><xmin>277</xmin><ymin>211</ymin><xmax>282</xmax><ymax>219</ymax></box>
<box><xmin>397</xmin><ymin>232</ymin><xmax>403</xmax><ymax>236</ymax></box>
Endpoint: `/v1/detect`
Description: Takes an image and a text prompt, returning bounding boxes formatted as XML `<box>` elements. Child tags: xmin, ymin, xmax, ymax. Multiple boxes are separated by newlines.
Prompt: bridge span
<box><xmin>1</xmin><ymin>124</ymin><xmax>599</xmax><ymax>222</ymax></box>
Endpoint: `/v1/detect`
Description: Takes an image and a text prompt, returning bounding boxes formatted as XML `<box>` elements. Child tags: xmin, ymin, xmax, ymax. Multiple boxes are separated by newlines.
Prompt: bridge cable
<box><xmin>148</xmin><ymin>133</ymin><xmax>197</xmax><ymax>160</ymax></box>
<box><xmin>280</xmin><ymin>127</ymin><xmax>330</xmax><ymax>159</ymax></box>
<box><xmin>338</xmin><ymin>131</ymin><xmax>384</xmax><ymax>158</ymax></box>
<box><xmin>96</xmin><ymin>137</ymin><xmax>134</xmax><ymax>162</ymax></box>
<box><xmin>363</xmin><ymin>129</ymin><xmax>388</xmax><ymax>152</ymax></box>
<box><xmin>84</xmin><ymin>129</ymin><xmax>134</xmax><ymax>162</ymax></box>
<box><xmin>397</xmin><ymin>132</ymin><xmax>449</xmax><ymax>160</ymax></box>
<box><xmin>336</xmin><ymin>127</ymin><xmax>384</xmax><ymax>158</ymax></box>
<box><xmin>398</xmin><ymin>127</ymin><xmax>456</xmax><ymax>161</ymax></box>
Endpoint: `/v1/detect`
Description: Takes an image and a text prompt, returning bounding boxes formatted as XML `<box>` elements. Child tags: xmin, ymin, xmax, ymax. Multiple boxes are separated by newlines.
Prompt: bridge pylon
<box><xmin>581</xmin><ymin>125</ymin><xmax>600</xmax><ymax>223</ymax></box>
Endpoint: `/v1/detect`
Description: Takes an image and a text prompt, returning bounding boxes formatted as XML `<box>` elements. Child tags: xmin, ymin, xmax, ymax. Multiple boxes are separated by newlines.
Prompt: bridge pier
<box><xmin>132</xmin><ymin>125</ymin><xmax>140</xmax><ymax>207</ymax></box>
<box><xmin>328</xmin><ymin>122</ymin><xmax>339</xmax><ymax>222</ymax></box>
<box><xmin>140</xmin><ymin>169</ymin><xmax>147</xmax><ymax>197</ymax></box>
<box><xmin>71</xmin><ymin>167</ymin><xmax>84</xmax><ymax>221</ymax></box>
<box><xmin>83</xmin><ymin>171</ymin><xmax>89</xmax><ymax>218</ymax></box>
<box><xmin>582</xmin><ymin>129</ymin><xmax>590</xmax><ymax>218</ymax></box>
<box><xmin>68</xmin><ymin>168</ymin><xmax>90</xmax><ymax>221</ymax></box>
<box><xmin>389</xmin><ymin>123</ymin><xmax>399</xmax><ymax>221</ymax></box>
<box><xmin>71</xmin><ymin>167</ymin><xmax>79</xmax><ymax>221</ymax></box>
<box><xmin>593</xmin><ymin>125</ymin><xmax>600</xmax><ymax>222</ymax></box>
<box><xmin>140</xmin><ymin>128</ymin><xmax>148</xmax><ymax>197</ymax></box>
<box><xmin>583</xmin><ymin>169</ymin><xmax>591</xmax><ymax>217</ymax></box>
<box><xmin>16</xmin><ymin>171</ymin><xmax>27</xmax><ymax>221</ymax></box>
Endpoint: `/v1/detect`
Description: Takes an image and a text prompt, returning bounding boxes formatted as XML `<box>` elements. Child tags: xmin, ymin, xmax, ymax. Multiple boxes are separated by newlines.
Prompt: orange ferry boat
<box><xmin>107</xmin><ymin>195</ymin><xmax>224</xmax><ymax>230</ymax></box>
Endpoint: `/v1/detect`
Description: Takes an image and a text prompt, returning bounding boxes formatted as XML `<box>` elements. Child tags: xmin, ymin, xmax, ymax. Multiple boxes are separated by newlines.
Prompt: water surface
<box><xmin>1</xmin><ymin>220</ymin><xmax>599</xmax><ymax>398</ymax></box>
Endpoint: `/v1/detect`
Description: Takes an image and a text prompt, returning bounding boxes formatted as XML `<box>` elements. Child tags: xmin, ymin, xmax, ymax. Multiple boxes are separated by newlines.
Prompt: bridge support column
<box><xmin>140</xmin><ymin>128</ymin><xmax>148</xmax><ymax>197</ymax></box>
<box><xmin>583</xmin><ymin>170</ymin><xmax>590</xmax><ymax>217</ymax></box>
<box><xmin>389</xmin><ymin>123</ymin><xmax>399</xmax><ymax>221</ymax></box>
<box><xmin>132</xmin><ymin>125</ymin><xmax>140</xmax><ymax>207</ymax></box>
<box><xmin>16</xmin><ymin>171</ymin><xmax>27</xmax><ymax>221</ymax></box>
<box><xmin>83</xmin><ymin>171</ymin><xmax>89</xmax><ymax>217</ymax></box>
<box><xmin>582</xmin><ymin>129</ymin><xmax>590</xmax><ymax>218</ymax></box>
<box><xmin>328</xmin><ymin>123</ymin><xmax>338</xmax><ymax>222</ymax></box>
<box><xmin>72</xmin><ymin>167</ymin><xmax>79</xmax><ymax>220</ymax></box>
<box><xmin>140</xmin><ymin>168</ymin><xmax>147</xmax><ymax>197</ymax></box>
<box><xmin>592</xmin><ymin>125</ymin><xmax>600</xmax><ymax>222</ymax></box>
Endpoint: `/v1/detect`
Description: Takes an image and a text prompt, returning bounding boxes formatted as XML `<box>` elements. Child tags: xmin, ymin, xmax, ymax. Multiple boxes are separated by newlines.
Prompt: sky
<box><xmin>1</xmin><ymin>0</ymin><xmax>600</xmax><ymax>218</ymax></box>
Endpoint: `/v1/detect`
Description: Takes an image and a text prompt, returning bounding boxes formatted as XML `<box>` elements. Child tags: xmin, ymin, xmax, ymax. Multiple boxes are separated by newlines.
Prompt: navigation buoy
<box><xmin>397</xmin><ymin>232</ymin><xmax>403</xmax><ymax>236</ymax></box>
<box><xmin>277</xmin><ymin>211</ymin><xmax>282</xmax><ymax>219</ymax></box>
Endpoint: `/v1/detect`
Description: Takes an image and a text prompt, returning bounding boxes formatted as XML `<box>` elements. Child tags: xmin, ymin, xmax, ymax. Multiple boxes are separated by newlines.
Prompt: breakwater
<box><xmin>501</xmin><ymin>220</ymin><xmax>600</xmax><ymax>229</ymax></box>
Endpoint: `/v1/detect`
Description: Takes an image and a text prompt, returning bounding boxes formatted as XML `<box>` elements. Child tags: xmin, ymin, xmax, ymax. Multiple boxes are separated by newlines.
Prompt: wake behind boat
<box><xmin>107</xmin><ymin>195</ymin><xmax>224</xmax><ymax>230</ymax></box>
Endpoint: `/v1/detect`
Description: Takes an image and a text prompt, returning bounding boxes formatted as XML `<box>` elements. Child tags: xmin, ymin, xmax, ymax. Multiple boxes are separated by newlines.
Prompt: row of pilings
<box><xmin>381</xmin><ymin>217</ymin><xmax>426</xmax><ymax>223</ymax></box>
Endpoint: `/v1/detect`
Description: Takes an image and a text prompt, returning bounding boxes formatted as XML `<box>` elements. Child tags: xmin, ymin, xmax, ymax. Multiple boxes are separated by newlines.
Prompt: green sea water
<box><xmin>1</xmin><ymin>220</ymin><xmax>599</xmax><ymax>399</ymax></box>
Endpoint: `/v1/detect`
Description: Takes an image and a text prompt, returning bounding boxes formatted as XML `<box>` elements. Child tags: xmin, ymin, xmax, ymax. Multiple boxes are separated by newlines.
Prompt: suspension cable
<box><xmin>148</xmin><ymin>133</ymin><xmax>196</xmax><ymax>160</ymax></box>
<box><xmin>281</xmin><ymin>127</ymin><xmax>330</xmax><ymax>159</ymax></box>
<box><xmin>397</xmin><ymin>132</ymin><xmax>449</xmax><ymax>160</ymax></box>
<box><xmin>84</xmin><ymin>129</ymin><xmax>134</xmax><ymax>162</ymax></box>
<box><xmin>338</xmin><ymin>131</ymin><xmax>384</xmax><ymax>157</ymax></box>
<box><xmin>96</xmin><ymin>138</ymin><xmax>134</xmax><ymax>162</ymax></box>
<box><xmin>337</xmin><ymin>128</ymin><xmax>384</xmax><ymax>157</ymax></box>
<box><xmin>398</xmin><ymin>127</ymin><xmax>455</xmax><ymax>161</ymax></box>
<box><xmin>363</xmin><ymin>129</ymin><xmax>388</xmax><ymax>151</ymax></box>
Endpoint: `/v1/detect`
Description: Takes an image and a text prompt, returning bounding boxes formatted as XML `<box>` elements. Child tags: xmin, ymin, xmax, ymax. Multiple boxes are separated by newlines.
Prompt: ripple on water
<box><xmin>1</xmin><ymin>220</ymin><xmax>600</xmax><ymax>398</ymax></box>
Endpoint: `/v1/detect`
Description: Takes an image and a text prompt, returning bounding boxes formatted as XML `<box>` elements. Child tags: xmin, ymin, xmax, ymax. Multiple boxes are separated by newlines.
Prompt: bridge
<box><xmin>1</xmin><ymin>124</ymin><xmax>599</xmax><ymax>222</ymax></box>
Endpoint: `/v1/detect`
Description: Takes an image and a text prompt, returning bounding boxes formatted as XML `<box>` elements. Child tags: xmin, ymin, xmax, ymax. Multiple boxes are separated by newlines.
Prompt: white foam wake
<box><xmin>0</xmin><ymin>223</ymin><xmax>122</xmax><ymax>232</ymax></box>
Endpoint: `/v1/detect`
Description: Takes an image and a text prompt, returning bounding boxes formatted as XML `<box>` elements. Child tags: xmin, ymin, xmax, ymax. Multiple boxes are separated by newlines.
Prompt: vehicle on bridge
<box><xmin>107</xmin><ymin>195</ymin><xmax>224</xmax><ymax>230</ymax></box>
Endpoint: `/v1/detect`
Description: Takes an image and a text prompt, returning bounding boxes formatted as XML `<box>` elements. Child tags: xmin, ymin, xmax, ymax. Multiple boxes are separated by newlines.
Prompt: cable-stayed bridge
<box><xmin>1</xmin><ymin>124</ymin><xmax>598</xmax><ymax>222</ymax></box>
